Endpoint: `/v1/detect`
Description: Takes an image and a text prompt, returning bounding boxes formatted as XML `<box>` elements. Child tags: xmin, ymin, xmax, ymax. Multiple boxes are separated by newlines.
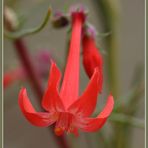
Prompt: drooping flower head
<box><xmin>19</xmin><ymin>7</ymin><xmax>114</xmax><ymax>136</ymax></box>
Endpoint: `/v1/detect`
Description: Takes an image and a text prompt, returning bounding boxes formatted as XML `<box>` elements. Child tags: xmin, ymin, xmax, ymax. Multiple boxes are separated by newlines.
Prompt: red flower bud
<box><xmin>82</xmin><ymin>26</ymin><xmax>103</xmax><ymax>92</ymax></box>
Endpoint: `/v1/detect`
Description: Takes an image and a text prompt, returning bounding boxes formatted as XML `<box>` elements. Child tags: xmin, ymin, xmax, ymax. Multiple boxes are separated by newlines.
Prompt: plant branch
<box><xmin>4</xmin><ymin>6</ymin><xmax>70</xmax><ymax>148</ymax></box>
<box><xmin>93</xmin><ymin>0</ymin><xmax>119</xmax><ymax>99</ymax></box>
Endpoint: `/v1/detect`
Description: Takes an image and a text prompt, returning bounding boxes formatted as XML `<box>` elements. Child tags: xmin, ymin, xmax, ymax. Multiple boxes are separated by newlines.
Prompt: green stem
<box><xmin>92</xmin><ymin>1</ymin><xmax>122</xmax><ymax>148</ymax></box>
<box><xmin>109</xmin><ymin>113</ymin><xmax>144</xmax><ymax>129</ymax></box>
<box><xmin>93</xmin><ymin>0</ymin><xmax>119</xmax><ymax>99</ymax></box>
<box><xmin>4</xmin><ymin>7</ymin><xmax>51</xmax><ymax>39</ymax></box>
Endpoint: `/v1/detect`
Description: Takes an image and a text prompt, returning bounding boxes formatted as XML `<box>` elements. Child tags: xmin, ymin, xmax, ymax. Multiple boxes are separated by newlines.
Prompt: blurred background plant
<box><xmin>4</xmin><ymin>0</ymin><xmax>145</xmax><ymax>148</ymax></box>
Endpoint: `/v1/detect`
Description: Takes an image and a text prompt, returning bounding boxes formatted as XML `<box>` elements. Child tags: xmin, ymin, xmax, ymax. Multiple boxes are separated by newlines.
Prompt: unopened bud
<box><xmin>52</xmin><ymin>11</ymin><xmax>69</xmax><ymax>28</ymax></box>
<box><xmin>4</xmin><ymin>6</ymin><xmax>19</xmax><ymax>31</ymax></box>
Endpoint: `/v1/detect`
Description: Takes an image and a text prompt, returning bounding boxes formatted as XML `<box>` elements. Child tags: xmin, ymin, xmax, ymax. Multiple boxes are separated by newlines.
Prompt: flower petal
<box><xmin>77</xmin><ymin>94</ymin><xmax>114</xmax><ymax>132</ymax></box>
<box><xmin>68</xmin><ymin>68</ymin><xmax>100</xmax><ymax>117</ymax></box>
<box><xmin>60</xmin><ymin>12</ymin><xmax>85</xmax><ymax>108</ymax></box>
<box><xmin>19</xmin><ymin>88</ymin><xmax>56</xmax><ymax>127</ymax></box>
<box><xmin>42</xmin><ymin>61</ymin><xmax>65</xmax><ymax>112</ymax></box>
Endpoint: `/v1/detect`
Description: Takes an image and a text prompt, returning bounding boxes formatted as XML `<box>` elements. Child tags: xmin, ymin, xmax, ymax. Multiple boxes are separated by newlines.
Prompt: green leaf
<box><xmin>109</xmin><ymin>113</ymin><xmax>145</xmax><ymax>129</ymax></box>
<box><xmin>4</xmin><ymin>7</ymin><xmax>52</xmax><ymax>39</ymax></box>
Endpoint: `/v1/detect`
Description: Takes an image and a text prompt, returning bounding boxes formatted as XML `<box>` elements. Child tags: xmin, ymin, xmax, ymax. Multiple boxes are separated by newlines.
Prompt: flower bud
<box><xmin>4</xmin><ymin>6</ymin><xmax>19</xmax><ymax>31</ymax></box>
<box><xmin>82</xmin><ymin>25</ymin><xmax>103</xmax><ymax>92</ymax></box>
<box><xmin>51</xmin><ymin>11</ymin><xmax>69</xmax><ymax>28</ymax></box>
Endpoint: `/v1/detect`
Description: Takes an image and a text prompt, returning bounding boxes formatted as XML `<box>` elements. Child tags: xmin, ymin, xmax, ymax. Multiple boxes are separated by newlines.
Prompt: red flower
<box><xmin>4</xmin><ymin>50</ymin><xmax>51</xmax><ymax>89</ymax></box>
<box><xmin>19</xmin><ymin>11</ymin><xmax>114</xmax><ymax>136</ymax></box>
<box><xmin>82</xmin><ymin>25</ymin><xmax>103</xmax><ymax>92</ymax></box>
<box><xmin>4</xmin><ymin>68</ymin><xmax>25</xmax><ymax>88</ymax></box>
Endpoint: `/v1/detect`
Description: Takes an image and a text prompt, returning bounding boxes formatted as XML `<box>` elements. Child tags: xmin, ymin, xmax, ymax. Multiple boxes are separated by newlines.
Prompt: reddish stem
<box><xmin>14</xmin><ymin>39</ymin><xmax>44</xmax><ymax>99</ymax></box>
<box><xmin>13</xmin><ymin>38</ymin><xmax>70</xmax><ymax>148</ymax></box>
<box><xmin>4</xmin><ymin>7</ymin><xmax>69</xmax><ymax>147</ymax></box>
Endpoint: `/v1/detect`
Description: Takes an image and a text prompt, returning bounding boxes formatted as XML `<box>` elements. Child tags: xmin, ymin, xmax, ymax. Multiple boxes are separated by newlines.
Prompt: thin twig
<box><xmin>93</xmin><ymin>0</ymin><xmax>119</xmax><ymax>99</ymax></box>
<box><xmin>4</xmin><ymin>6</ymin><xmax>70</xmax><ymax>148</ymax></box>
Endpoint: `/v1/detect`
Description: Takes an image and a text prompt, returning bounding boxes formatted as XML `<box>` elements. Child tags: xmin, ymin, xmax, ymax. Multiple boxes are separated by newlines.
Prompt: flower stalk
<box><xmin>93</xmin><ymin>0</ymin><xmax>119</xmax><ymax>99</ymax></box>
<box><xmin>92</xmin><ymin>1</ymin><xmax>122</xmax><ymax>148</ymax></box>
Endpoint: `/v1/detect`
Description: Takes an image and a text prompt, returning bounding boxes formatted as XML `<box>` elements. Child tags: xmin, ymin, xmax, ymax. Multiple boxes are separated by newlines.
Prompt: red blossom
<box><xmin>4</xmin><ymin>68</ymin><xmax>25</xmax><ymax>88</ymax></box>
<box><xmin>4</xmin><ymin>50</ymin><xmax>51</xmax><ymax>89</ymax></box>
<box><xmin>18</xmin><ymin>10</ymin><xmax>114</xmax><ymax>136</ymax></box>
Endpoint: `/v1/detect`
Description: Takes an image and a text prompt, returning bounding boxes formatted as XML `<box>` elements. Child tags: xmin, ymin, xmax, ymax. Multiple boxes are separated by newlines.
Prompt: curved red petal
<box><xmin>77</xmin><ymin>94</ymin><xmax>114</xmax><ymax>132</ymax></box>
<box><xmin>42</xmin><ymin>61</ymin><xmax>65</xmax><ymax>112</ymax></box>
<box><xmin>68</xmin><ymin>68</ymin><xmax>100</xmax><ymax>117</ymax></box>
<box><xmin>19</xmin><ymin>88</ymin><xmax>56</xmax><ymax>127</ymax></box>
